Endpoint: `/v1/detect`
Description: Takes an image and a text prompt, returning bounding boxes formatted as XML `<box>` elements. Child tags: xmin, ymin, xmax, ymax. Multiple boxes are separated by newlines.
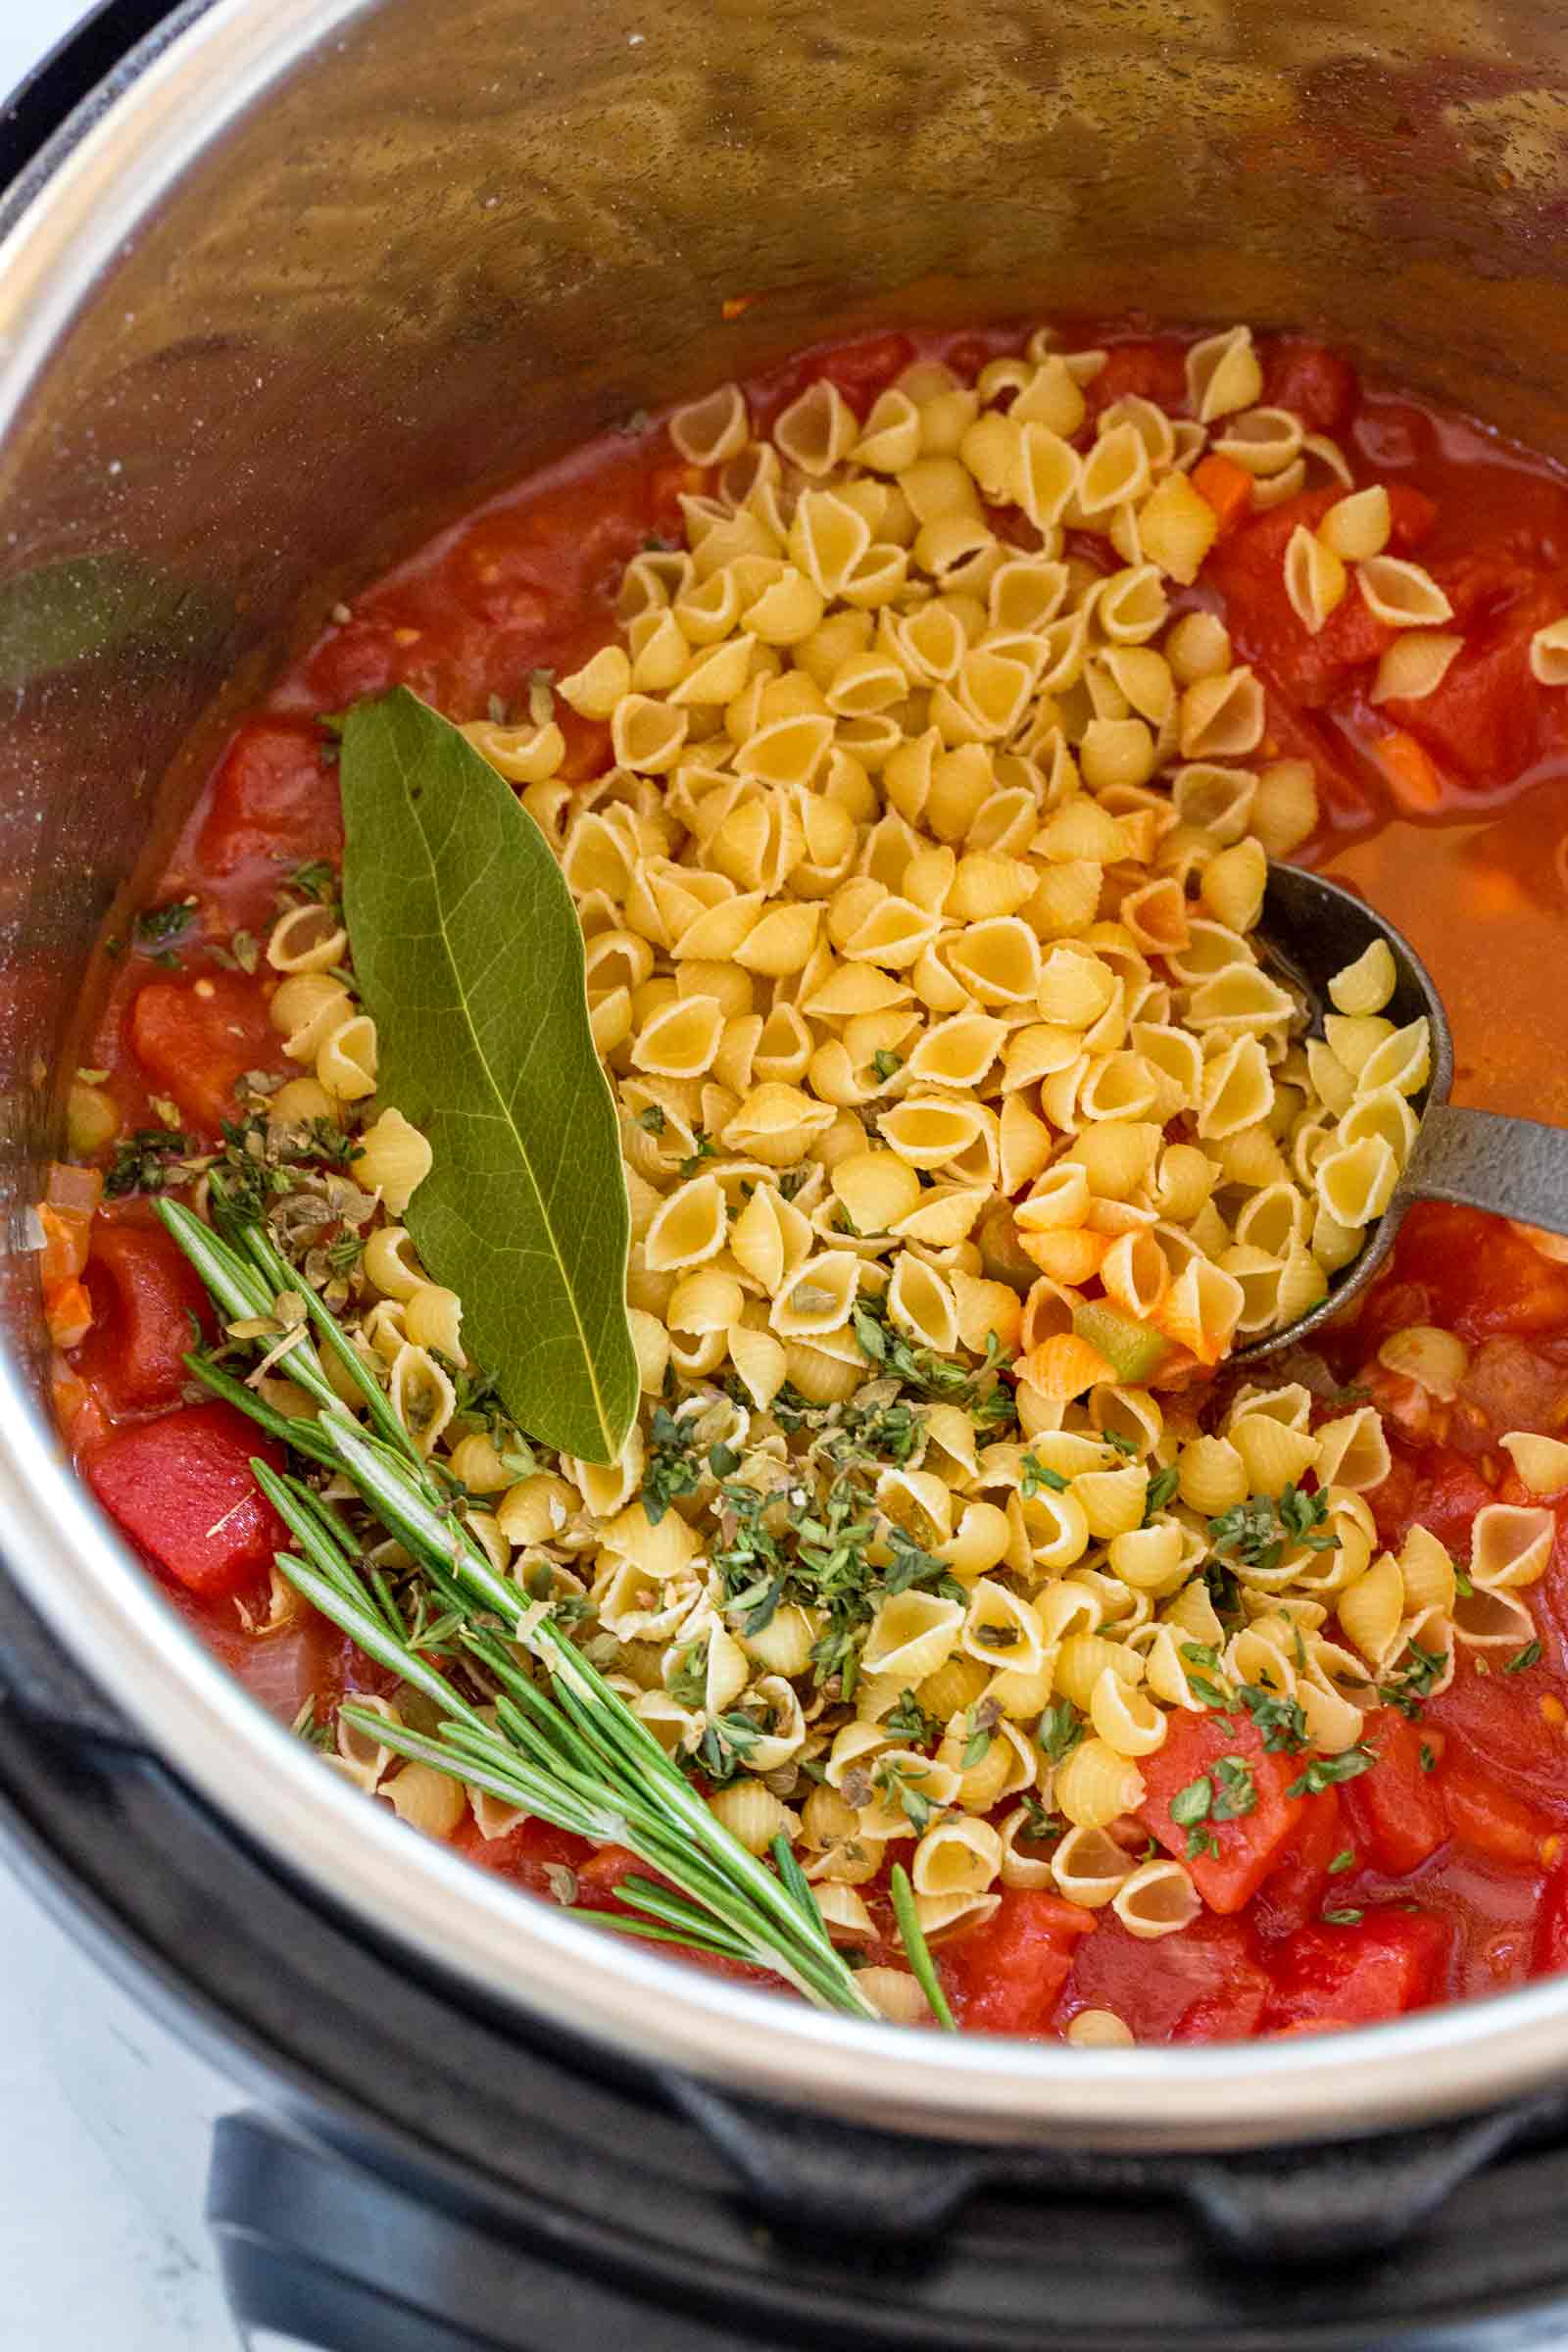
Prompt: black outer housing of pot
<box><xmin>8</xmin><ymin>1564</ymin><xmax>1568</xmax><ymax>2352</ymax></box>
<box><xmin>8</xmin><ymin>8</ymin><xmax>1568</xmax><ymax>2348</ymax></box>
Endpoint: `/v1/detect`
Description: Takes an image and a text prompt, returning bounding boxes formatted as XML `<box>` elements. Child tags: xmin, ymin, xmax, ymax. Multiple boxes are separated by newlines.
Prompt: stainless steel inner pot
<box><xmin>3</xmin><ymin>0</ymin><xmax>1568</xmax><ymax>2152</ymax></box>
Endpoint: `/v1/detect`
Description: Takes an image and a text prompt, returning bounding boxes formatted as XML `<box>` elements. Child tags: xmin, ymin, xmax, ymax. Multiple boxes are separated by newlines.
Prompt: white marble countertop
<box><xmin>1</xmin><ymin>16</ymin><xmax>233</xmax><ymax>2347</ymax></box>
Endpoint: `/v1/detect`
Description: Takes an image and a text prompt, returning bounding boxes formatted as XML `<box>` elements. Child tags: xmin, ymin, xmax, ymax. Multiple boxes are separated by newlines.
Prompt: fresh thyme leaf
<box><xmin>679</xmin><ymin>1130</ymin><xmax>717</xmax><ymax>1179</ymax></box>
<box><xmin>639</xmin><ymin>1404</ymin><xmax>703</xmax><ymax>1525</ymax></box>
<box><xmin>325</xmin><ymin>1231</ymin><xmax>364</xmax><ymax>1276</ymax></box>
<box><xmin>1327</xmin><ymin>1847</ymin><xmax>1356</xmax><ymax>1875</ymax></box>
<box><xmin>286</xmin><ymin>857</ymin><xmax>340</xmax><ymax>905</ymax></box>
<box><xmin>886</xmin><ymin>1688</ymin><xmax>939</xmax><ymax>1745</ymax></box>
<box><xmin>1020</xmin><ymin>1449</ymin><xmax>1068</xmax><ymax>1496</ymax></box>
<box><xmin>1208</xmin><ymin>1484</ymin><xmax>1336</xmax><ymax>1577</ymax></box>
<box><xmin>1321</xmin><ymin>1906</ymin><xmax>1364</xmax><ymax>1926</ymax></box>
<box><xmin>1038</xmin><ymin>1698</ymin><xmax>1084</xmax><ymax>1762</ymax></box>
<box><xmin>870</xmin><ymin>1049</ymin><xmax>903</xmax><ymax>1083</ymax></box>
<box><xmin>1504</xmin><ymin>1639</ymin><xmax>1544</xmax><ymax>1675</ymax></box>
<box><xmin>961</xmin><ymin>1702</ymin><xmax>994</xmax><ymax>1769</ymax></box>
<box><xmin>636</xmin><ymin>1103</ymin><xmax>667</xmax><ymax>1136</ymax></box>
<box><xmin>1418</xmin><ymin>1740</ymin><xmax>1437</xmax><ymax>1772</ymax></box>
<box><xmin>1102</xmin><ymin>1429</ymin><xmax>1140</xmax><ymax>1456</ymax></box>
<box><xmin>875</xmin><ymin>1758</ymin><xmax>940</xmax><ymax>1835</ymax></box>
<box><xmin>340</xmin><ymin>688</ymin><xmax>636</xmax><ymax>1461</ymax></box>
<box><xmin>1144</xmin><ymin>1464</ymin><xmax>1180</xmax><ymax>1518</ymax></box>
<box><xmin>104</xmin><ymin>1123</ymin><xmax>188</xmax><ymax>1198</ymax></box>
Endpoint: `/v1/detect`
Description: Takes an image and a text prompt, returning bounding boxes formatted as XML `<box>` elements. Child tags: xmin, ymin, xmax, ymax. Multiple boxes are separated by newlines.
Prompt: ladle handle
<box><xmin>1399</xmin><ymin>1104</ymin><xmax>1568</xmax><ymax>1236</ymax></box>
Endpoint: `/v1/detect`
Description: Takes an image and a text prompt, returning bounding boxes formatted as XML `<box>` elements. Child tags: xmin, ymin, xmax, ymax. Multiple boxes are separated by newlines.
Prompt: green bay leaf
<box><xmin>340</xmin><ymin>687</ymin><xmax>635</xmax><ymax>1462</ymax></box>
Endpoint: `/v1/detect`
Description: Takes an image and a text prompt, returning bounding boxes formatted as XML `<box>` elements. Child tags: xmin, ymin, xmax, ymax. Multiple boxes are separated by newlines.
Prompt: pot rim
<box><xmin>5</xmin><ymin>0</ymin><xmax>1568</xmax><ymax>2151</ymax></box>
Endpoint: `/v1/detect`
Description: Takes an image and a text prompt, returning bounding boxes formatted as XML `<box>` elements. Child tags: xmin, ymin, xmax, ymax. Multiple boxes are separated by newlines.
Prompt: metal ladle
<box><xmin>1233</xmin><ymin>863</ymin><xmax>1568</xmax><ymax>1362</ymax></box>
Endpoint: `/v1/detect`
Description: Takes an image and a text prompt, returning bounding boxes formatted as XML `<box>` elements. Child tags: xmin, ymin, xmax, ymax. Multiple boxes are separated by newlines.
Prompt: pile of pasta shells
<box><xmin>250</xmin><ymin>323</ymin><xmax>1563</xmax><ymax>2012</ymax></box>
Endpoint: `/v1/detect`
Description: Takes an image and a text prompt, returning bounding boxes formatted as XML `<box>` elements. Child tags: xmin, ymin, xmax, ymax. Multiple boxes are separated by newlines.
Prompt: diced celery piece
<box><xmin>1073</xmin><ymin>1298</ymin><xmax>1170</xmax><ymax>1384</ymax></box>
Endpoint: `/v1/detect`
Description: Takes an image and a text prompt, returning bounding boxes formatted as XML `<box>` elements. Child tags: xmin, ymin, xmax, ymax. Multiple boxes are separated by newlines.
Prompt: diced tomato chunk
<box><xmin>1263</xmin><ymin>1909</ymin><xmax>1454</xmax><ymax>2030</ymax></box>
<box><xmin>129</xmin><ymin>970</ymin><xmax>283</xmax><ymax>1132</ymax></box>
<box><xmin>1208</xmin><ymin>489</ymin><xmax>1396</xmax><ymax>705</ymax></box>
<box><xmin>1340</xmin><ymin>1715</ymin><xmax>1448</xmax><ymax>1876</ymax></box>
<box><xmin>1084</xmin><ymin>338</ymin><xmax>1190</xmax><ymax>416</ymax></box>
<box><xmin>74</xmin><ymin>1217</ymin><xmax>215</xmax><ymax>1412</ymax></box>
<box><xmin>1259</xmin><ymin>340</ymin><xmax>1356</xmax><ymax>433</ymax></box>
<box><xmin>808</xmin><ymin>331</ymin><xmax>915</xmax><ymax>413</ymax></box>
<box><xmin>940</xmin><ymin>1888</ymin><xmax>1097</xmax><ymax>2035</ymax></box>
<box><xmin>87</xmin><ymin>1400</ymin><xmax>286</xmax><ymax>1600</ymax></box>
<box><xmin>194</xmin><ymin>717</ymin><xmax>342</xmax><ymax>878</ymax></box>
<box><xmin>458</xmin><ymin>1812</ymin><xmax>592</xmax><ymax>1896</ymax></box>
<box><xmin>1140</xmin><ymin>1712</ymin><xmax>1306</xmax><ymax>1913</ymax></box>
<box><xmin>1252</xmin><ymin>1790</ymin><xmax>1345</xmax><ymax>1937</ymax></box>
<box><xmin>1064</xmin><ymin>1909</ymin><xmax>1272</xmax><ymax>2042</ymax></box>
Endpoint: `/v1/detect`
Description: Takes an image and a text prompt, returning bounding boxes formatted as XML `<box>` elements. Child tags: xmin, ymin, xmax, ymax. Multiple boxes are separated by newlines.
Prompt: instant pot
<box><xmin>7</xmin><ymin>2</ymin><xmax>1568</xmax><ymax>2342</ymax></box>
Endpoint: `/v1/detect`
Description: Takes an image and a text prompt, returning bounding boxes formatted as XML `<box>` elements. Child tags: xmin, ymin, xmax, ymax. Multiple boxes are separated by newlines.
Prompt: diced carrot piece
<box><xmin>1374</xmin><ymin>727</ymin><xmax>1446</xmax><ymax>813</ymax></box>
<box><xmin>38</xmin><ymin>1202</ymin><xmax>92</xmax><ymax>1286</ymax></box>
<box><xmin>1016</xmin><ymin>1333</ymin><xmax>1117</xmax><ymax>1398</ymax></box>
<box><xmin>44</xmin><ymin>1278</ymin><xmax>92</xmax><ymax>1348</ymax></box>
<box><xmin>1191</xmin><ymin>453</ymin><xmax>1254</xmax><ymax>536</ymax></box>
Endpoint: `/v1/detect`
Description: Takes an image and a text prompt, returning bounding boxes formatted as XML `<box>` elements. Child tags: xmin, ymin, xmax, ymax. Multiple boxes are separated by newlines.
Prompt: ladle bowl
<box><xmin>1236</xmin><ymin>863</ymin><xmax>1568</xmax><ymax>1361</ymax></box>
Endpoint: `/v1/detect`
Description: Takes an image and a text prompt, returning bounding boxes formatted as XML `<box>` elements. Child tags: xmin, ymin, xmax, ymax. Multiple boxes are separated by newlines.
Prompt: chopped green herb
<box><xmin>870</xmin><ymin>1049</ymin><xmax>903</xmax><ymax>1082</ymax></box>
<box><xmin>1208</xmin><ymin>1483</ymin><xmax>1336</xmax><ymax>1577</ymax></box>
<box><xmin>1418</xmin><ymin>1740</ymin><xmax>1437</xmax><ymax>1773</ymax></box>
<box><xmin>104</xmin><ymin>1124</ymin><xmax>188</xmax><ymax>1198</ymax></box>
<box><xmin>1287</xmin><ymin>1743</ymin><xmax>1377</xmax><ymax>1799</ymax></box>
<box><xmin>324</xmin><ymin>1231</ymin><xmax>364</xmax><ymax>1277</ymax></box>
<box><xmin>132</xmin><ymin>897</ymin><xmax>196</xmax><ymax>950</ymax></box>
<box><xmin>1327</xmin><ymin>1847</ymin><xmax>1356</xmax><ymax>1875</ymax></box>
<box><xmin>636</xmin><ymin>1103</ymin><xmax>667</xmax><ymax>1136</ymax></box>
<box><xmin>1321</xmin><ymin>1906</ymin><xmax>1364</xmax><ymax>1926</ymax></box>
<box><xmin>639</xmin><ymin>1404</ymin><xmax>704</xmax><ymax>1525</ymax></box>
<box><xmin>1237</xmin><ymin>1682</ymin><xmax>1310</xmax><ymax>1754</ymax></box>
<box><xmin>1210</xmin><ymin>1753</ymin><xmax>1258</xmax><ymax>1821</ymax></box>
<box><xmin>885</xmin><ymin>1688</ymin><xmax>939</xmax><ymax>1745</ymax></box>
<box><xmin>285</xmin><ymin>857</ymin><xmax>339</xmax><ymax>905</ymax></box>
<box><xmin>1144</xmin><ymin>1464</ymin><xmax>1180</xmax><ymax>1518</ymax></box>
<box><xmin>1020</xmin><ymin>1449</ymin><xmax>1068</xmax><ymax>1496</ymax></box>
<box><xmin>1179</xmin><ymin>1642</ymin><xmax>1234</xmax><ymax>1713</ymax></box>
<box><xmin>874</xmin><ymin>1757</ymin><xmax>939</xmax><ymax>1835</ymax></box>
<box><xmin>1038</xmin><ymin>1699</ymin><xmax>1084</xmax><ymax>1763</ymax></box>
<box><xmin>1503</xmin><ymin>1640</ymin><xmax>1544</xmax><ymax>1675</ymax></box>
<box><xmin>679</xmin><ymin>1130</ymin><xmax>718</xmax><ymax>1179</ymax></box>
<box><xmin>961</xmin><ymin>1702</ymin><xmax>995</xmax><ymax>1770</ymax></box>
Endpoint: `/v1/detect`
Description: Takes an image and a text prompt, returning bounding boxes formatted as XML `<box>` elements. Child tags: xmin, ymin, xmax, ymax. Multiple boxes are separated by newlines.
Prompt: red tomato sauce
<box><xmin>57</xmin><ymin>323</ymin><xmax>1568</xmax><ymax>2041</ymax></box>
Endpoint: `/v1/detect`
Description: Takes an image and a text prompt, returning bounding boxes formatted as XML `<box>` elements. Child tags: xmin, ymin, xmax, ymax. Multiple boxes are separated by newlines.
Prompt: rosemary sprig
<box><xmin>155</xmin><ymin>1198</ymin><xmax>959</xmax><ymax>2022</ymax></box>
